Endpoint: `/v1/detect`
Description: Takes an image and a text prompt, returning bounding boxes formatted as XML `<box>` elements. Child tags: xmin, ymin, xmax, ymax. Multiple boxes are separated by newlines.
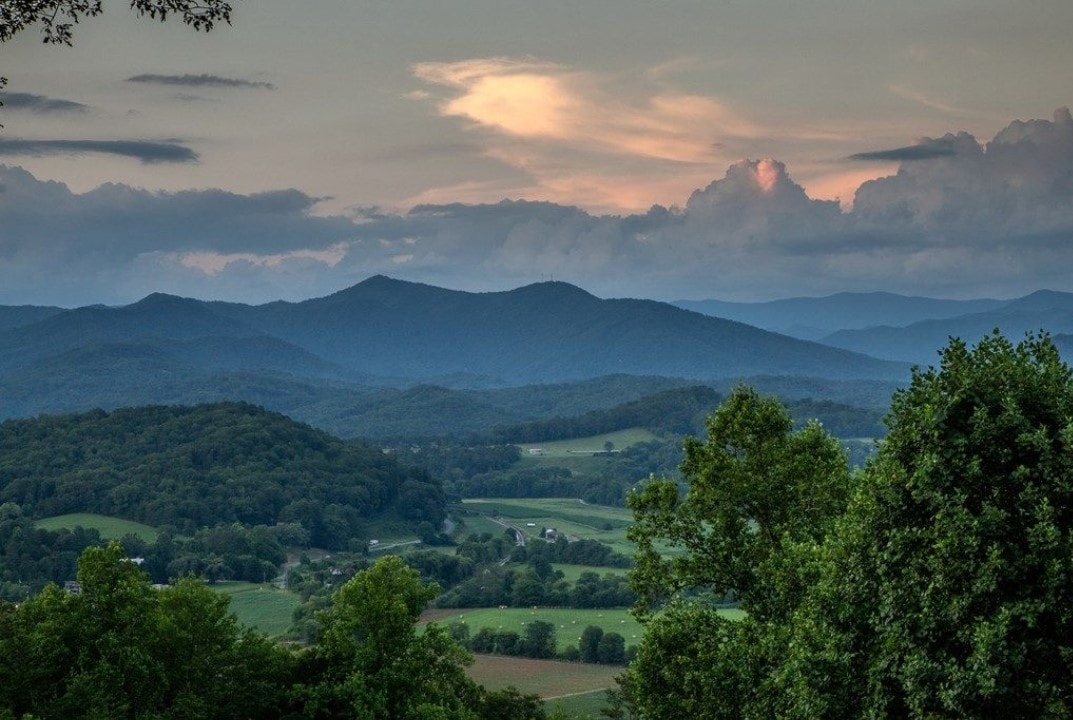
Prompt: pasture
<box><xmin>34</xmin><ymin>513</ymin><xmax>158</xmax><ymax>543</ymax></box>
<box><xmin>518</xmin><ymin>428</ymin><xmax>659</xmax><ymax>458</ymax></box>
<box><xmin>552</xmin><ymin>563</ymin><xmax>629</xmax><ymax>583</ymax></box>
<box><xmin>213</xmin><ymin>582</ymin><xmax>300</xmax><ymax>638</ymax></box>
<box><xmin>466</xmin><ymin>654</ymin><xmax>621</xmax><ymax>699</ymax></box>
<box><xmin>462</xmin><ymin>498</ymin><xmax>636</xmax><ymax>555</ymax></box>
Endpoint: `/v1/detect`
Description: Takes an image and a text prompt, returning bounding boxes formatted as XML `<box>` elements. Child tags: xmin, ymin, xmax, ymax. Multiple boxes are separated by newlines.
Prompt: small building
<box><xmin>63</xmin><ymin>581</ymin><xmax>82</xmax><ymax>595</ymax></box>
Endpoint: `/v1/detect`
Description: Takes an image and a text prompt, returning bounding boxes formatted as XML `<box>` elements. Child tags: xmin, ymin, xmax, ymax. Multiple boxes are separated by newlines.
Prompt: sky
<box><xmin>1</xmin><ymin>0</ymin><xmax>1072</xmax><ymax>306</ymax></box>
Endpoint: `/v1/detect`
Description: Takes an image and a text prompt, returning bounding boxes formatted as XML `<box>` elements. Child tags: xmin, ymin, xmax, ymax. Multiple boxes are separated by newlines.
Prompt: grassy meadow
<box><xmin>34</xmin><ymin>513</ymin><xmax>159</xmax><ymax>542</ymax></box>
<box><xmin>518</xmin><ymin>428</ymin><xmax>659</xmax><ymax>458</ymax></box>
<box><xmin>551</xmin><ymin>563</ymin><xmax>629</xmax><ymax>583</ymax></box>
<box><xmin>213</xmin><ymin>582</ymin><xmax>300</xmax><ymax>638</ymax></box>
<box><xmin>461</xmin><ymin>497</ymin><xmax>637</xmax><ymax>555</ymax></box>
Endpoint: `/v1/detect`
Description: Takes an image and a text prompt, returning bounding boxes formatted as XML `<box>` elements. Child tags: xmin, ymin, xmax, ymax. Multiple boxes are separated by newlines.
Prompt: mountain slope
<box><xmin>820</xmin><ymin>290</ymin><xmax>1073</xmax><ymax>364</ymax></box>
<box><xmin>213</xmin><ymin>275</ymin><xmax>907</xmax><ymax>382</ymax></box>
<box><xmin>674</xmin><ymin>292</ymin><xmax>1006</xmax><ymax>340</ymax></box>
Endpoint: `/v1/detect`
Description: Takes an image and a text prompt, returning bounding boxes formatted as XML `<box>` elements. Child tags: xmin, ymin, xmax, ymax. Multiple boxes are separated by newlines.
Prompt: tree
<box><xmin>579</xmin><ymin>625</ymin><xmax>604</xmax><ymax>663</ymax></box>
<box><xmin>780</xmin><ymin>333</ymin><xmax>1073</xmax><ymax>718</ymax></box>
<box><xmin>628</xmin><ymin>385</ymin><xmax>851</xmax><ymax>622</ymax></box>
<box><xmin>0</xmin><ymin>542</ymin><xmax>292</xmax><ymax>718</ymax></box>
<box><xmin>522</xmin><ymin>620</ymin><xmax>556</xmax><ymax>659</ymax></box>
<box><xmin>626</xmin><ymin>334</ymin><xmax>1073</xmax><ymax>719</ymax></box>
<box><xmin>597</xmin><ymin>631</ymin><xmax>626</xmax><ymax>665</ymax></box>
<box><xmin>624</xmin><ymin>385</ymin><xmax>851</xmax><ymax>718</ymax></box>
<box><xmin>293</xmin><ymin>555</ymin><xmax>482</xmax><ymax>719</ymax></box>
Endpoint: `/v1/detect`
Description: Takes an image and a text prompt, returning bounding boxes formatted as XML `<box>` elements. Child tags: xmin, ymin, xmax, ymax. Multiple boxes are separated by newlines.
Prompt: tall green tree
<box><xmin>292</xmin><ymin>555</ymin><xmax>482</xmax><ymax>720</ymax></box>
<box><xmin>625</xmin><ymin>386</ymin><xmax>851</xmax><ymax>719</ymax></box>
<box><xmin>781</xmin><ymin>333</ymin><xmax>1073</xmax><ymax>718</ymax></box>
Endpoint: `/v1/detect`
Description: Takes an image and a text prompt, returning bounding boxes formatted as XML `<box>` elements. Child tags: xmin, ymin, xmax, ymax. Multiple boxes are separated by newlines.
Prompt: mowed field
<box><xmin>34</xmin><ymin>513</ymin><xmax>158</xmax><ymax>542</ymax></box>
<box><xmin>518</xmin><ymin>428</ymin><xmax>659</xmax><ymax>459</ymax></box>
<box><xmin>462</xmin><ymin>498</ymin><xmax>636</xmax><ymax>555</ymax></box>
<box><xmin>213</xmin><ymin>582</ymin><xmax>300</xmax><ymax>638</ymax></box>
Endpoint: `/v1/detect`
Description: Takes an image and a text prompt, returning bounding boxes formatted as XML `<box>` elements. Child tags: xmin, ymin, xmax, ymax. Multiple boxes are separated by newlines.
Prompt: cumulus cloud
<box><xmin>0</xmin><ymin>92</ymin><xmax>88</xmax><ymax>114</ymax></box>
<box><xmin>3</xmin><ymin>108</ymin><xmax>1073</xmax><ymax>305</ymax></box>
<box><xmin>0</xmin><ymin>138</ymin><xmax>197</xmax><ymax>163</ymax></box>
<box><xmin>127</xmin><ymin>74</ymin><xmax>276</xmax><ymax>90</ymax></box>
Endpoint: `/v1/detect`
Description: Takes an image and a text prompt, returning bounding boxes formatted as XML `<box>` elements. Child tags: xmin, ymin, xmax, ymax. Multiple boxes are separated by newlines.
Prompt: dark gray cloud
<box><xmin>2</xmin><ymin>108</ymin><xmax>1073</xmax><ymax>306</ymax></box>
<box><xmin>127</xmin><ymin>74</ymin><xmax>276</xmax><ymax>90</ymax></box>
<box><xmin>0</xmin><ymin>92</ymin><xmax>88</xmax><ymax>114</ymax></box>
<box><xmin>848</xmin><ymin>138</ymin><xmax>958</xmax><ymax>162</ymax></box>
<box><xmin>0</xmin><ymin>138</ymin><xmax>197</xmax><ymax>163</ymax></box>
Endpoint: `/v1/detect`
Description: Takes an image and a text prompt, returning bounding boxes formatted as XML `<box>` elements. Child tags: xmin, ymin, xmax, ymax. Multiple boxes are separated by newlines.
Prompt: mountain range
<box><xmin>9</xmin><ymin>277</ymin><xmax>1073</xmax><ymax>436</ymax></box>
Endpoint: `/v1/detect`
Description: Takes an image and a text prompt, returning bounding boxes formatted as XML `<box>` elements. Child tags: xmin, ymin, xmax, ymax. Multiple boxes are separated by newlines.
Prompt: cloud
<box><xmin>3</xmin><ymin>108</ymin><xmax>1073</xmax><ymax>305</ymax></box>
<box><xmin>0</xmin><ymin>138</ymin><xmax>197</xmax><ymax>163</ymax></box>
<box><xmin>848</xmin><ymin>138</ymin><xmax>959</xmax><ymax>162</ymax></box>
<box><xmin>0</xmin><ymin>164</ymin><xmax>360</xmax><ymax>305</ymax></box>
<box><xmin>0</xmin><ymin>92</ymin><xmax>88</xmax><ymax>114</ymax></box>
<box><xmin>410</xmin><ymin>56</ymin><xmax>760</xmax><ymax>210</ymax></box>
<box><xmin>888</xmin><ymin>84</ymin><xmax>972</xmax><ymax>115</ymax></box>
<box><xmin>126</xmin><ymin>74</ymin><xmax>276</xmax><ymax>90</ymax></box>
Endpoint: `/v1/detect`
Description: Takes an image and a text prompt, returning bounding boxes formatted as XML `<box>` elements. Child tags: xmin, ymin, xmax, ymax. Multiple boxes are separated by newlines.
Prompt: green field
<box><xmin>463</xmin><ymin>498</ymin><xmax>636</xmax><ymax>555</ymax></box>
<box><xmin>34</xmin><ymin>513</ymin><xmax>158</xmax><ymax>542</ymax></box>
<box><xmin>552</xmin><ymin>563</ymin><xmax>629</xmax><ymax>583</ymax></box>
<box><xmin>519</xmin><ymin>428</ymin><xmax>658</xmax><ymax>459</ymax></box>
<box><xmin>546</xmin><ymin>689</ymin><xmax>614</xmax><ymax>719</ymax></box>
<box><xmin>462</xmin><ymin>497</ymin><xmax>685</xmax><ymax>557</ymax></box>
<box><xmin>466</xmin><ymin>654</ymin><xmax>622</xmax><ymax>699</ymax></box>
<box><xmin>454</xmin><ymin>513</ymin><xmax>511</xmax><ymax>538</ymax></box>
<box><xmin>213</xmin><ymin>582</ymin><xmax>300</xmax><ymax>638</ymax></box>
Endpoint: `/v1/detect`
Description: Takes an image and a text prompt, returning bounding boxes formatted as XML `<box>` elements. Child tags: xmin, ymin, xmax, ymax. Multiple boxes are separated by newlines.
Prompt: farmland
<box><xmin>34</xmin><ymin>513</ymin><xmax>159</xmax><ymax>543</ymax></box>
<box><xmin>461</xmin><ymin>497</ymin><xmax>639</xmax><ymax>556</ymax></box>
<box><xmin>466</xmin><ymin>653</ymin><xmax>622</xmax><ymax>695</ymax></box>
<box><xmin>213</xmin><ymin>582</ymin><xmax>300</xmax><ymax>638</ymax></box>
<box><xmin>518</xmin><ymin>428</ymin><xmax>659</xmax><ymax>458</ymax></box>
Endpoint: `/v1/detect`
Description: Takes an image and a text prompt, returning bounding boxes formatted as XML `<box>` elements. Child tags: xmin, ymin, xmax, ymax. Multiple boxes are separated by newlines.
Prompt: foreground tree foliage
<box><xmin>0</xmin><ymin>542</ymin><xmax>291</xmax><ymax>719</ymax></box>
<box><xmin>626</xmin><ymin>386</ymin><xmax>851</xmax><ymax>719</ymax></box>
<box><xmin>626</xmin><ymin>334</ymin><xmax>1073</xmax><ymax>719</ymax></box>
<box><xmin>0</xmin><ymin>547</ymin><xmax>545</xmax><ymax>720</ymax></box>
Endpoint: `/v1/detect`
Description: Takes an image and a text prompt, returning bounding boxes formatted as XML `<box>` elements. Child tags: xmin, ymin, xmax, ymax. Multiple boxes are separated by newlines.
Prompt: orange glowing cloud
<box><xmin>412</xmin><ymin>57</ymin><xmax>758</xmax><ymax>164</ymax></box>
<box><xmin>410</xmin><ymin>56</ymin><xmax>768</xmax><ymax>210</ymax></box>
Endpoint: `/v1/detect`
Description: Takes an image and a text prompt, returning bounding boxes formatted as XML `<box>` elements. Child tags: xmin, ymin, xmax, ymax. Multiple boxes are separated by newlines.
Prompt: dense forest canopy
<box><xmin>0</xmin><ymin>402</ymin><xmax>445</xmax><ymax>540</ymax></box>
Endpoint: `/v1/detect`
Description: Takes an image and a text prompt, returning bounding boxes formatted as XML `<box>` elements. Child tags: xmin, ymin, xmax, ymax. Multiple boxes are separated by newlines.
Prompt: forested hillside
<box><xmin>0</xmin><ymin>403</ymin><xmax>445</xmax><ymax>538</ymax></box>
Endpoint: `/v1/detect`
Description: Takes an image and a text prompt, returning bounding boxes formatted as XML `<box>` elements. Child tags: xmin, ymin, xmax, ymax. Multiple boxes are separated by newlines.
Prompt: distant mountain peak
<box><xmin>507</xmin><ymin>280</ymin><xmax>597</xmax><ymax>301</ymax></box>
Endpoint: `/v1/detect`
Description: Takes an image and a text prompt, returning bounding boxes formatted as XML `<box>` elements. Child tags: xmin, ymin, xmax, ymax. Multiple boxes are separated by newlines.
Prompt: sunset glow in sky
<box><xmin>1</xmin><ymin>0</ymin><xmax>1072</xmax><ymax>305</ymax></box>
